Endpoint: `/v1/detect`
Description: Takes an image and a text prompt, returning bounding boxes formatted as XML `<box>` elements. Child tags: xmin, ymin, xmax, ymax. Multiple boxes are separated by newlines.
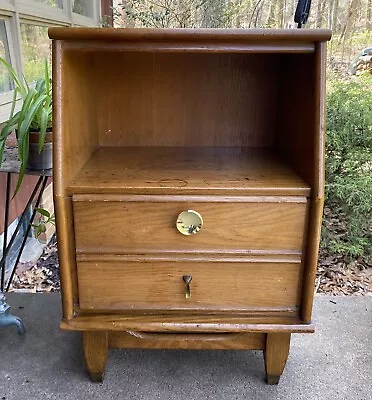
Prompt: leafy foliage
<box><xmin>32</xmin><ymin>207</ymin><xmax>55</xmax><ymax>239</ymax></box>
<box><xmin>322</xmin><ymin>75</ymin><xmax>372</xmax><ymax>259</ymax></box>
<box><xmin>0</xmin><ymin>57</ymin><xmax>52</xmax><ymax>195</ymax></box>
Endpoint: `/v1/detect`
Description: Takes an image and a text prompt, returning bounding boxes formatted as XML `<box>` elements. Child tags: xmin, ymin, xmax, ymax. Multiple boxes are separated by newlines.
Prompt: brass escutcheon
<box><xmin>176</xmin><ymin>210</ymin><xmax>203</xmax><ymax>236</ymax></box>
<box><xmin>183</xmin><ymin>275</ymin><xmax>192</xmax><ymax>299</ymax></box>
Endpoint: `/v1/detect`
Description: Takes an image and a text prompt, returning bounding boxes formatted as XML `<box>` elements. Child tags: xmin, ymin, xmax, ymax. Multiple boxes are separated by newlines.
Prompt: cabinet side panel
<box><xmin>300</xmin><ymin>43</ymin><xmax>327</xmax><ymax>322</ymax></box>
<box><xmin>52</xmin><ymin>41</ymin><xmax>99</xmax><ymax>196</ymax></box>
<box><xmin>275</xmin><ymin>43</ymin><xmax>326</xmax><ymax>322</ymax></box>
<box><xmin>54</xmin><ymin>195</ymin><xmax>78</xmax><ymax>320</ymax></box>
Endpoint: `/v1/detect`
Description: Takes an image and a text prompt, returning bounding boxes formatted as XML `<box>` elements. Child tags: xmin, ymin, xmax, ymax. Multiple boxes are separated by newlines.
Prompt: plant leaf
<box><xmin>10</xmin><ymin>88</ymin><xmax>20</xmax><ymax>118</ymax></box>
<box><xmin>0</xmin><ymin>140</ymin><xmax>5</xmax><ymax>165</ymax></box>
<box><xmin>35</xmin><ymin>78</ymin><xmax>46</xmax><ymax>95</ymax></box>
<box><xmin>18</xmin><ymin>94</ymin><xmax>47</xmax><ymax>139</ymax></box>
<box><xmin>0</xmin><ymin>112</ymin><xmax>20</xmax><ymax>140</ymax></box>
<box><xmin>35</xmin><ymin>207</ymin><xmax>50</xmax><ymax>218</ymax></box>
<box><xmin>44</xmin><ymin>58</ymin><xmax>50</xmax><ymax>95</ymax></box>
<box><xmin>18</xmin><ymin>88</ymin><xmax>37</xmax><ymax>131</ymax></box>
<box><xmin>38</xmin><ymin>107</ymin><xmax>48</xmax><ymax>152</ymax></box>
<box><xmin>0</xmin><ymin>57</ymin><xmax>27</xmax><ymax>97</ymax></box>
<box><xmin>13</xmin><ymin>135</ymin><xmax>29</xmax><ymax>197</ymax></box>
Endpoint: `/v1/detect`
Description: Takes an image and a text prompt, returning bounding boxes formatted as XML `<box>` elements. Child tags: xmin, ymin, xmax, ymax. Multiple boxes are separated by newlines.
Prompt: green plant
<box><xmin>31</xmin><ymin>207</ymin><xmax>55</xmax><ymax>239</ymax></box>
<box><xmin>0</xmin><ymin>57</ymin><xmax>52</xmax><ymax>194</ymax></box>
<box><xmin>322</xmin><ymin>75</ymin><xmax>372</xmax><ymax>259</ymax></box>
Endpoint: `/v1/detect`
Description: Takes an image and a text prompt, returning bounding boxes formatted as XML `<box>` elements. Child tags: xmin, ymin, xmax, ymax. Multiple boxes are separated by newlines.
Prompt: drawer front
<box><xmin>77</xmin><ymin>260</ymin><xmax>301</xmax><ymax>311</ymax></box>
<box><xmin>73</xmin><ymin>195</ymin><xmax>308</xmax><ymax>253</ymax></box>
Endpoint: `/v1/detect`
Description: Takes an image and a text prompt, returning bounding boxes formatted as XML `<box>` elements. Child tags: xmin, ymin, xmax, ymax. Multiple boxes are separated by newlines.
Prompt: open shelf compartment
<box><xmin>67</xmin><ymin>146</ymin><xmax>311</xmax><ymax>196</ymax></box>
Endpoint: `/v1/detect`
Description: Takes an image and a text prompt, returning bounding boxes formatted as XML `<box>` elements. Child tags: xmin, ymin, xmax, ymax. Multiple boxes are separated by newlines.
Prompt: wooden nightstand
<box><xmin>49</xmin><ymin>28</ymin><xmax>331</xmax><ymax>384</ymax></box>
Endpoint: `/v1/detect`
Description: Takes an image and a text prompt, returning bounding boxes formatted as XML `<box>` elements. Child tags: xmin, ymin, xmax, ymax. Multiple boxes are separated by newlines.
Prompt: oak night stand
<box><xmin>49</xmin><ymin>28</ymin><xmax>331</xmax><ymax>384</ymax></box>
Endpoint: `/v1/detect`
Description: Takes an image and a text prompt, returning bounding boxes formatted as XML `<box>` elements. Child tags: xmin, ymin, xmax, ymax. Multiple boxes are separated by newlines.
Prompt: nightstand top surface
<box><xmin>49</xmin><ymin>28</ymin><xmax>331</xmax><ymax>43</ymax></box>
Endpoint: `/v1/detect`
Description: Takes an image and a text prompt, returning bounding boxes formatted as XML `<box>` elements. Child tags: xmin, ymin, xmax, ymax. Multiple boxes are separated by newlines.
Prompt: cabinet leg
<box><xmin>83</xmin><ymin>331</ymin><xmax>108</xmax><ymax>382</ymax></box>
<box><xmin>264</xmin><ymin>332</ymin><xmax>291</xmax><ymax>385</ymax></box>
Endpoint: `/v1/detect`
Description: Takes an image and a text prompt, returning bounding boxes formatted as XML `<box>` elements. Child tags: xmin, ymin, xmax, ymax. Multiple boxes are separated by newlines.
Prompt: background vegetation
<box><xmin>324</xmin><ymin>75</ymin><xmax>371</xmax><ymax>260</ymax></box>
<box><xmin>113</xmin><ymin>0</ymin><xmax>370</xmax><ymax>62</ymax></box>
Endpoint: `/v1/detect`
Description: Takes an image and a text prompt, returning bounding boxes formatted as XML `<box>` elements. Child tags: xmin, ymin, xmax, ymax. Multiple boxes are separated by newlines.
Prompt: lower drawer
<box><xmin>77</xmin><ymin>260</ymin><xmax>301</xmax><ymax>312</ymax></box>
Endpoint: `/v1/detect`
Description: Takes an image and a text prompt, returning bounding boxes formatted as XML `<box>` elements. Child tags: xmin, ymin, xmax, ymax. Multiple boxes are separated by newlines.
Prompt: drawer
<box><xmin>77</xmin><ymin>260</ymin><xmax>301</xmax><ymax>311</ymax></box>
<box><xmin>73</xmin><ymin>195</ymin><xmax>308</xmax><ymax>253</ymax></box>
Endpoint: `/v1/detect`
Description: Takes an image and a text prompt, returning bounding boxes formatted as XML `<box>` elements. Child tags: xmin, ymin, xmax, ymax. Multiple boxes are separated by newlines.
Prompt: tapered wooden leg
<box><xmin>264</xmin><ymin>333</ymin><xmax>291</xmax><ymax>385</ymax></box>
<box><xmin>83</xmin><ymin>331</ymin><xmax>108</xmax><ymax>382</ymax></box>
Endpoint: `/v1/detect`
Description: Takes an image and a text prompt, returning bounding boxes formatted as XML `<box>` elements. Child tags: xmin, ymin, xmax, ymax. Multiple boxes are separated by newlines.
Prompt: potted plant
<box><xmin>0</xmin><ymin>58</ymin><xmax>52</xmax><ymax>194</ymax></box>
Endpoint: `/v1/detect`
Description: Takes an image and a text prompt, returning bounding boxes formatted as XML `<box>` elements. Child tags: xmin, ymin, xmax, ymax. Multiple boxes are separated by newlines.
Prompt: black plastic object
<box><xmin>294</xmin><ymin>0</ymin><xmax>312</xmax><ymax>28</ymax></box>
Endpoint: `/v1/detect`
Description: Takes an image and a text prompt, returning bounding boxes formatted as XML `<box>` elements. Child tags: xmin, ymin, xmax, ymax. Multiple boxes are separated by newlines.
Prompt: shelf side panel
<box><xmin>53</xmin><ymin>42</ymin><xmax>99</xmax><ymax>196</ymax></box>
<box><xmin>275</xmin><ymin>45</ymin><xmax>327</xmax><ymax>323</ymax></box>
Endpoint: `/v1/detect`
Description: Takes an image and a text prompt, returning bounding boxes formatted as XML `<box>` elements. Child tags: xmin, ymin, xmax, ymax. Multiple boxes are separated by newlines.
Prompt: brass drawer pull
<box><xmin>176</xmin><ymin>210</ymin><xmax>203</xmax><ymax>235</ymax></box>
<box><xmin>183</xmin><ymin>275</ymin><xmax>192</xmax><ymax>299</ymax></box>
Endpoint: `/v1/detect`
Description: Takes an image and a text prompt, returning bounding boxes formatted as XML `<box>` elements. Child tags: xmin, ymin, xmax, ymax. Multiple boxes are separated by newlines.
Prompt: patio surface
<box><xmin>0</xmin><ymin>293</ymin><xmax>371</xmax><ymax>400</ymax></box>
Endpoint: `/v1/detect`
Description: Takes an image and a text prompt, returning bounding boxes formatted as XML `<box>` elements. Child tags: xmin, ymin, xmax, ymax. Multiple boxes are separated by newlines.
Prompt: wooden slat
<box><xmin>109</xmin><ymin>331</ymin><xmax>265</xmax><ymax>350</ymax></box>
<box><xmin>60</xmin><ymin>41</ymin><xmax>315</xmax><ymax>53</ymax></box>
<box><xmin>53</xmin><ymin>195</ymin><xmax>78</xmax><ymax>319</ymax></box>
<box><xmin>61</xmin><ymin>314</ymin><xmax>315</xmax><ymax>333</ymax></box>
<box><xmin>76</xmin><ymin>253</ymin><xmax>302</xmax><ymax>263</ymax></box>
<box><xmin>298</xmin><ymin>43</ymin><xmax>326</xmax><ymax>323</ymax></box>
<box><xmin>48</xmin><ymin>28</ymin><xmax>332</xmax><ymax>43</ymax></box>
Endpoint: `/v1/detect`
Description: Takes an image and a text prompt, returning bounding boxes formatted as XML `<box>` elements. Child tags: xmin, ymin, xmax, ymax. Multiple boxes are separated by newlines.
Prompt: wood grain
<box><xmin>73</xmin><ymin>195</ymin><xmax>307</xmax><ymax>253</ymax></box>
<box><xmin>61</xmin><ymin>314</ymin><xmax>315</xmax><ymax>333</ymax></box>
<box><xmin>53</xmin><ymin>195</ymin><xmax>78</xmax><ymax>320</ymax></box>
<box><xmin>51</xmin><ymin>28</ymin><xmax>330</xmax><ymax>382</ymax></box>
<box><xmin>264</xmin><ymin>332</ymin><xmax>291</xmax><ymax>384</ymax></box>
<box><xmin>92</xmin><ymin>53</ymin><xmax>278</xmax><ymax>147</ymax></box>
<box><xmin>83</xmin><ymin>331</ymin><xmax>108</xmax><ymax>382</ymax></box>
<box><xmin>109</xmin><ymin>331</ymin><xmax>265</xmax><ymax>350</ymax></box>
<box><xmin>77</xmin><ymin>261</ymin><xmax>301</xmax><ymax>311</ymax></box>
<box><xmin>48</xmin><ymin>27</ymin><xmax>331</xmax><ymax>43</ymax></box>
<box><xmin>276</xmin><ymin>53</ymin><xmax>321</xmax><ymax>196</ymax></box>
<box><xmin>53</xmin><ymin>42</ymin><xmax>98</xmax><ymax>196</ymax></box>
<box><xmin>76</xmin><ymin>253</ymin><xmax>302</xmax><ymax>263</ymax></box>
<box><xmin>300</xmin><ymin>43</ymin><xmax>327</xmax><ymax>323</ymax></box>
<box><xmin>68</xmin><ymin>147</ymin><xmax>311</xmax><ymax>196</ymax></box>
<box><xmin>62</xmin><ymin>41</ymin><xmax>316</xmax><ymax>53</ymax></box>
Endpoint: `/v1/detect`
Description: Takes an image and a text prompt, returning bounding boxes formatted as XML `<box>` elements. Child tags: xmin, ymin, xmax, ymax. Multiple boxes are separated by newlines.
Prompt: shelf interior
<box><xmin>67</xmin><ymin>146</ymin><xmax>311</xmax><ymax>196</ymax></box>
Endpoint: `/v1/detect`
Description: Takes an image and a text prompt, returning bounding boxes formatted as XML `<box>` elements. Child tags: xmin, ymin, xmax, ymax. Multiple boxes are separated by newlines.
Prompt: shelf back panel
<box><xmin>63</xmin><ymin>51</ymin><xmax>280</xmax><ymax>147</ymax></box>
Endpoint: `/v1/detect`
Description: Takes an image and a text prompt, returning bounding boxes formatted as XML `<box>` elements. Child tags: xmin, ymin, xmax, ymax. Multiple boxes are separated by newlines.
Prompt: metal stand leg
<box><xmin>0</xmin><ymin>290</ymin><xmax>25</xmax><ymax>334</ymax></box>
<box><xmin>0</xmin><ymin>174</ymin><xmax>48</xmax><ymax>292</ymax></box>
<box><xmin>5</xmin><ymin>176</ymin><xmax>48</xmax><ymax>291</ymax></box>
<box><xmin>0</xmin><ymin>172</ymin><xmax>39</xmax><ymax>335</ymax></box>
<box><xmin>1</xmin><ymin>173</ymin><xmax>11</xmax><ymax>291</ymax></box>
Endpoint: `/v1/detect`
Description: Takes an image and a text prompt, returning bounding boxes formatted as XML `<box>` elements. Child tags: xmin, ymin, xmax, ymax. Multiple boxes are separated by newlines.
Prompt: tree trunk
<box><xmin>339</xmin><ymin>0</ymin><xmax>362</xmax><ymax>60</ymax></box>
<box><xmin>331</xmin><ymin>0</ymin><xmax>340</xmax><ymax>32</ymax></box>
<box><xmin>267</xmin><ymin>0</ymin><xmax>276</xmax><ymax>26</ymax></box>
<box><xmin>276</xmin><ymin>0</ymin><xmax>285</xmax><ymax>28</ymax></box>
<box><xmin>316</xmin><ymin>0</ymin><xmax>328</xmax><ymax>28</ymax></box>
<box><xmin>287</xmin><ymin>0</ymin><xmax>295</xmax><ymax>25</ymax></box>
<box><xmin>339</xmin><ymin>0</ymin><xmax>361</xmax><ymax>42</ymax></box>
